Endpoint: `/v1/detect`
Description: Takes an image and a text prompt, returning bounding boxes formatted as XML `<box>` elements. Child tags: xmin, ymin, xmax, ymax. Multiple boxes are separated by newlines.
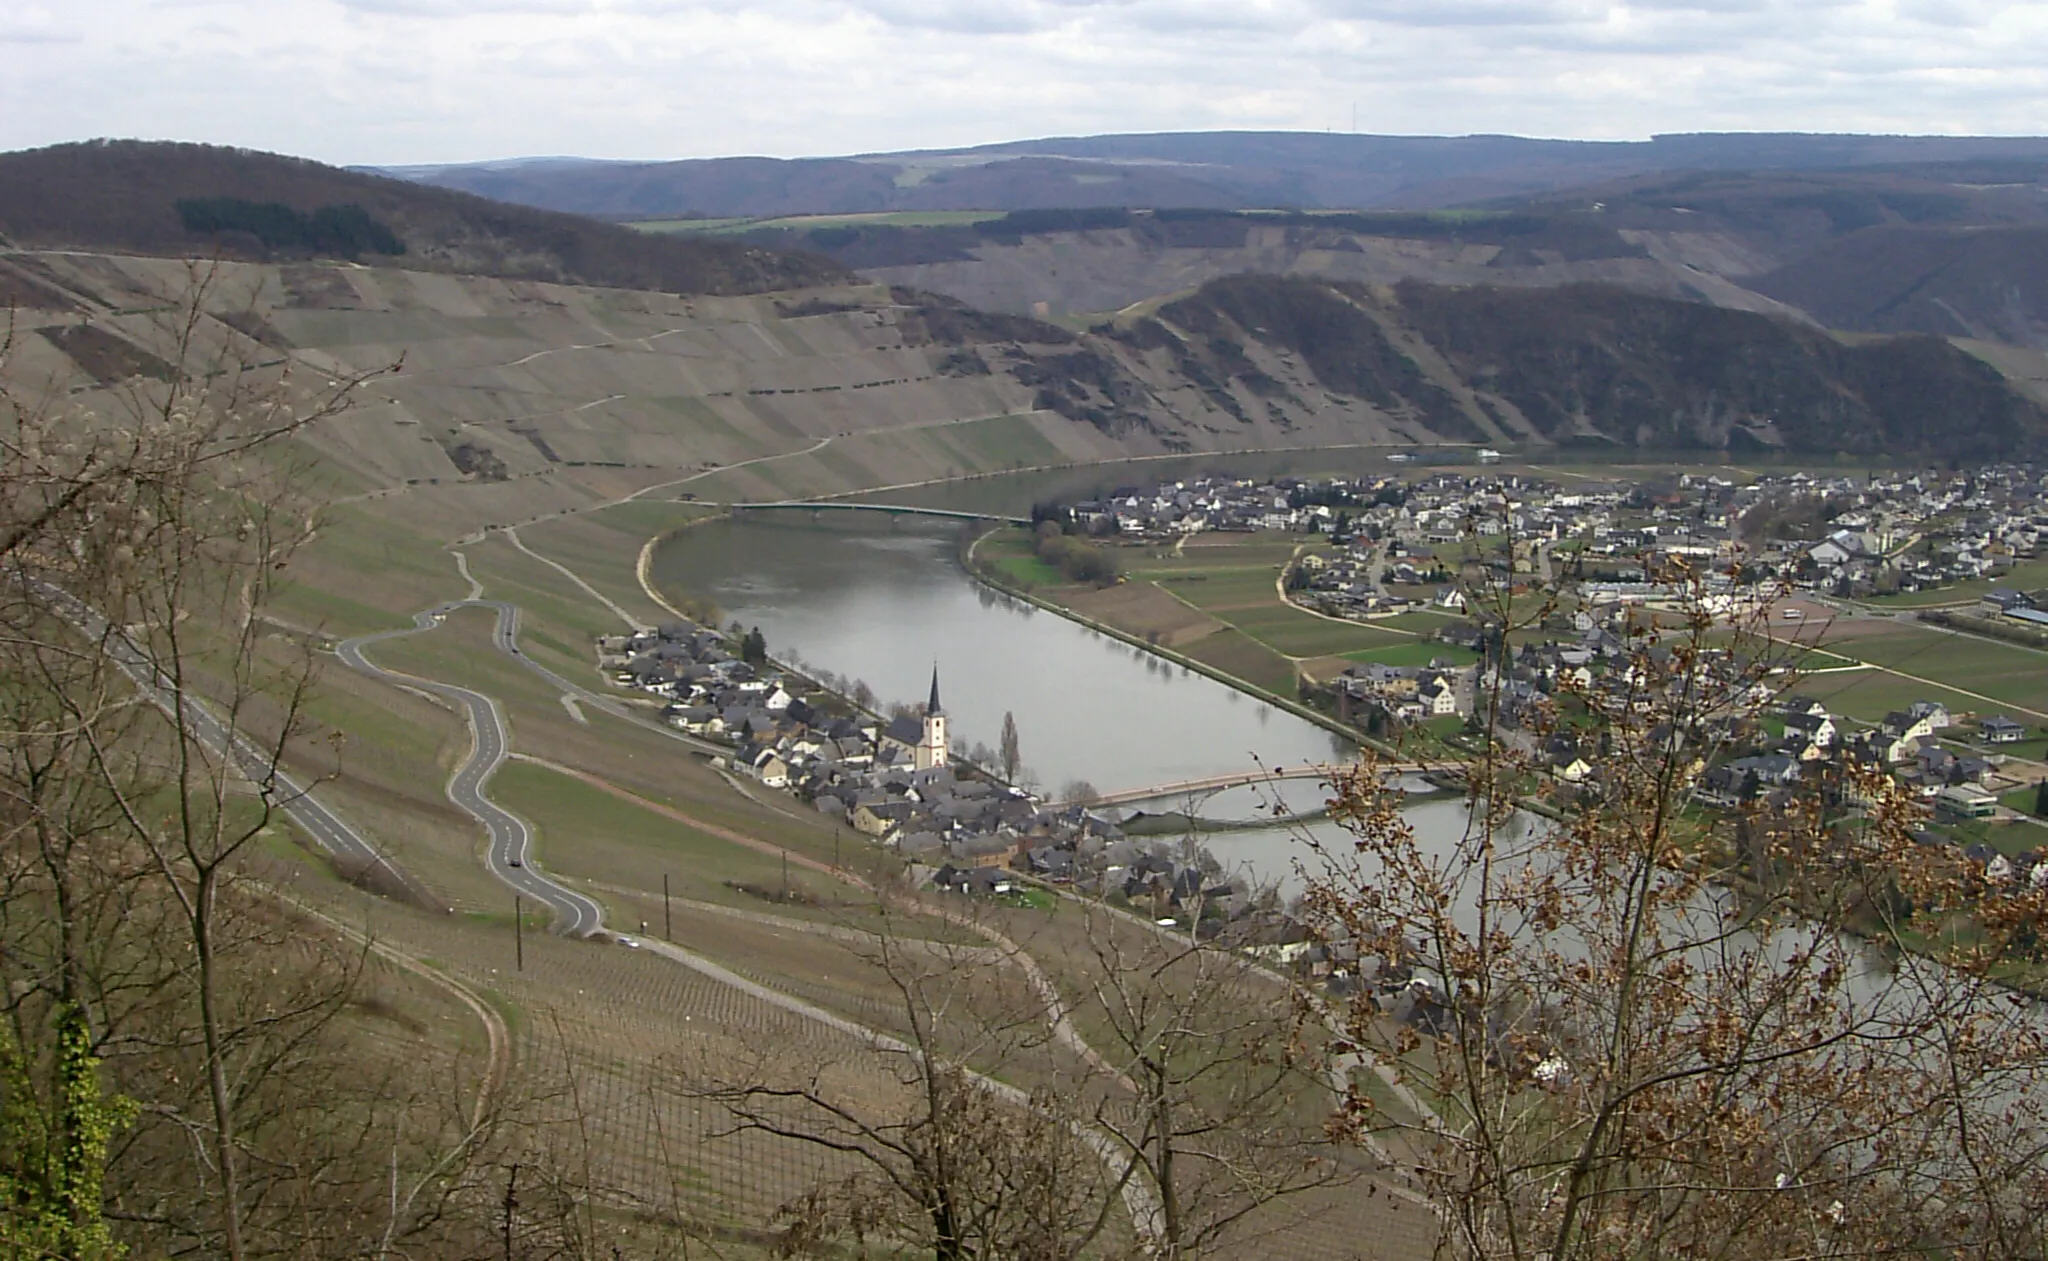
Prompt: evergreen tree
<box><xmin>999</xmin><ymin>711</ymin><xmax>1022</xmax><ymax>783</ymax></box>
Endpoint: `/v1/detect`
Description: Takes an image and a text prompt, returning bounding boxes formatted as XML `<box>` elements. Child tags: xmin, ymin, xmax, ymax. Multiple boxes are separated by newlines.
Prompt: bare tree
<box><xmin>673</xmin><ymin>905</ymin><xmax>1136</xmax><ymax>1261</ymax></box>
<box><xmin>1</xmin><ymin>269</ymin><xmax>529</xmax><ymax>1260</ymax></box>
<box><xmin>1059</xmin><ymin>781</ymin><xmax>1100</xmax><ymax>808</ymax></box>
<box><xmin>1303</xmin><ymin>534</ymin><xmax>2048</xmax><ymax>1260</ymax></box>
<box><xmin>1077</xmin><ymin>907</ymin><xmax>1352</xmax><ymax>1260</ymax></box>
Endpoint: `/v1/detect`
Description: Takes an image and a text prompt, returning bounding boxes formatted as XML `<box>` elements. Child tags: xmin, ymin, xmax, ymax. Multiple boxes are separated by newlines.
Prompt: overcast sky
<box><xmin>3</xmin><ymin>0</ymin><xmax>2044</xmax><ymax>165</ymax></box>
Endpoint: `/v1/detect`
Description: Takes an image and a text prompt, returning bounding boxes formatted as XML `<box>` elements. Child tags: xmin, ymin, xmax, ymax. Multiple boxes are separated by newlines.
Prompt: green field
<box><xmin>1858</xmin><ymin>558</ymin><xmax>2048</xmax><ymax>609</ymax></box>
<box><xmin>1818</xmin><ymin>625</ymin><xmax>2048</xmax><ymax>720</ymax></box>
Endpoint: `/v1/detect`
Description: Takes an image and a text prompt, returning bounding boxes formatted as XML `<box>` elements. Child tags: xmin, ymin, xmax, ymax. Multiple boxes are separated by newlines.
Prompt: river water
<box><xmin>652</xmin><ymin>515</ymin><xmax>1381</xmax><ymax>886</ymax></box>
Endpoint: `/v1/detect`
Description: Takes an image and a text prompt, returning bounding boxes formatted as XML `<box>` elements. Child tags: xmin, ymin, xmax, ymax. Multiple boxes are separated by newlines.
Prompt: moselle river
<box><xmin>654</xmin><ymin>516</ymin><xmax>1353</xmax><ymax>797</ymax></box>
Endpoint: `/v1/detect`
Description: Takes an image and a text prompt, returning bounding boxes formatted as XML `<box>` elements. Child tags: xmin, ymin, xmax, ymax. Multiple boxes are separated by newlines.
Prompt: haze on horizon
<box><xmin>2</xmin><ymin>0</ymin><xmax>2044</xmax><ymax>168</ymax></box>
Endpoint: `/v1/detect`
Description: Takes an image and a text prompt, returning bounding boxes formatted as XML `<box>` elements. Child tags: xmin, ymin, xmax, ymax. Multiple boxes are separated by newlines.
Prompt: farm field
<box><xmin>1783</xmin><ymin>617</ymin><xmax>2048</xmax><ymax>724</ymax></box>
<box><xmin>975</xmin><ymin>527</ymin><xmax>1426</xmax><ymax>705</ymax></box>
<box><xmin>1856</xmin><ymin>558</ymin><xmax>2048</xmax><ymax>609</ymax></box>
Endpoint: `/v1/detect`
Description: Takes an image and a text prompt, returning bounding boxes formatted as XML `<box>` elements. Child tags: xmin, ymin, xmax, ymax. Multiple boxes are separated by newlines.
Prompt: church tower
<box><xmin>916</xmin><ymin>666</ymin><xmax>949</xmax><ymax>770</ymax></box>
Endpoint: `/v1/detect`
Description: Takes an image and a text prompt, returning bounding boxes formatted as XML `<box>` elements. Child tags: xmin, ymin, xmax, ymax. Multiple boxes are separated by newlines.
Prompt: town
<box><xmin>1051</xmin><ymin>462</ymin><xmax>2048</xmax><ymax>889</ymax></box>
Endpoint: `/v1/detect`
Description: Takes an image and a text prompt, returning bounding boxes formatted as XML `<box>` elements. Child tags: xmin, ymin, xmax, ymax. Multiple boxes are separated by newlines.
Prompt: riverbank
<box><xmin>961</xmin><ymin>525</ymin><xmax>1371</xmax><ymax>749</ymax></box>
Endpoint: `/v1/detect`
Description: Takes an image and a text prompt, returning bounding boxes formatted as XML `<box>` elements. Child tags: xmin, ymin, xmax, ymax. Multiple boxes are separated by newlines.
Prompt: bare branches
<box><xmin>1302</xmin><ymin>520</ymin><xmax>2048</xmax><ymax>1260</ymax></box>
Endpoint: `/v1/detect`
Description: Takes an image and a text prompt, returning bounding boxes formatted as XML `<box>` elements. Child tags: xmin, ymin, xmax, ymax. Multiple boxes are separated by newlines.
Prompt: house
<box><xmin>1783</xmin><ymin>711</ymin><xmax>1836</xmax><ymax>749</ymax></box>
<box><xmin>1882</xmin><ymin>711</ymin><xmax>1937</xmax><ymax>743</ymax></box>
<box><xmin>747</xmin><ymin>748</ymin><xmax>790</xmax><ymax>789</ymax></box>
<box><xmin>1934</xmin><ymin>785</ymin><xmax>1998</xmax><ymax>822</ymax></box>
<box><xmin>1981</xmin><ymin>715</ymin><xmax>2029</xmax><ymax>744</ymax></box>
<box><xmin>1808</xmin><ymin>539</ymin><xmax>1854</xmax><ymax>567</ymax></box>
<box><xmin>851</xmin><ymin>800</ymin><xmax>916</xmax><ymax>838</ymax></box>
<box><xmin>1727</xmin><ymin>753</ymin><xmax>1801</xmax><ymax>788</ymax></box>
<box><xmin>1421</xmin><ymin>679</ymin><xmax>1460</xmax><ymax>717</ymax></box>
<box><xmin>1434</xmin><ymin>587</ymin><xmax>1467</xmax><ymax>611</ymax></box>
<box><xmin>1906</xmin><ymin>700</ymin><xmax>1953</xmax><ymax>730</ymax></box>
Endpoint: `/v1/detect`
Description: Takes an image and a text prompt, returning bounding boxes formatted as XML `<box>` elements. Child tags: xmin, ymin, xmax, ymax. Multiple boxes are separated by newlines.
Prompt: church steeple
<box><xmin>916</xmin><ymin>665</ymin><xmax>949</xmax><ymax>770</ymax></box>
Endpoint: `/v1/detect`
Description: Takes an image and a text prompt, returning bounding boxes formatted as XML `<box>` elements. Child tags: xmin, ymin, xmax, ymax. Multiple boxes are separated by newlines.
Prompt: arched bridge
<box><xmin>1073</xmin><ymin>762</ymin><xmax>1434</xmax><ymax>809</ymax></box>
<box><xmin>729</xmin><ymin>501</ymin><xmax>1028</xmax><ymax>525</ymax></box>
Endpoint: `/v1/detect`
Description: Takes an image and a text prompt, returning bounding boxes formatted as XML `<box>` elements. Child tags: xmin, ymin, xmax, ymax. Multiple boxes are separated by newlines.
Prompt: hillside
<box><xmin>382</xmin><ymin>132</ymin><xmax>2048</xmax><ymax>220</ymax></box>
<box><xmin>1085</xmin><ymin>275</ymin><xmax>2047</xmax><ymax>461</ymax></box>
<box><xmin>1751</xmin><ymin>225</ymin><xmax>2048</xmax><ymax>349</ymax></box>
<box><xmin>0</xmin><ymin>140</ymin><xmax>845</xmax><ymax>295</ymax></box>
<box><xmin>5</xmin><ymin>255</ymin><xmax>2038</xmax><ymax>552</ymax></box>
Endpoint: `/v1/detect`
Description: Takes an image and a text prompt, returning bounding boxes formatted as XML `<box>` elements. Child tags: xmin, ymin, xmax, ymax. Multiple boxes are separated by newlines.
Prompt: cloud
<box><xmin>0</xmin><ymin>5</ymin><xmax>80</xmax><ymax>42</ymax></box>
<box><xmin>0</xmin><ymin>0</ymin><xmax>2039</xmax><ymax>164</ymax></box>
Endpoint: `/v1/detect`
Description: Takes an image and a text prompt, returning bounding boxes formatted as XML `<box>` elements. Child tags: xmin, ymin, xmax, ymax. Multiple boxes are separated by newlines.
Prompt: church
<box><xmin>879</xmin><ymin>667</ymin><xmax>949</xmax><ymax>770</ymax></box>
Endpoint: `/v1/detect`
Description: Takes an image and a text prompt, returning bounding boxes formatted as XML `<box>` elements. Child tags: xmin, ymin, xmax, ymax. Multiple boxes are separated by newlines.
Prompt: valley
<box><xmin>8</xmin><ymin>133</ymin><xmax>2048</xmax><ymax>1260</ymax></box>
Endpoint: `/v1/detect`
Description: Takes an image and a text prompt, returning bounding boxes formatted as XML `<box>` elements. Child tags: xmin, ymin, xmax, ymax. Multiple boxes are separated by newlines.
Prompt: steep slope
<box><xmin>1100</xmin><ymin>276</ymin><xmax>2047</xmax><ymax>461</ymax></box>
<box><xmin>0</xmin><ymin>141</ymin><xmax>844</xmax><ymax>295</ymax></box>
<box><xmin>386</xmin><ymin>132</ymin><xmax>2048</xmax><ymax>220</ymax></box>
<box><xmin>1750</xmin><ymin>226</ymin><xmax>2048</xmax><ymax>349</ymax></box>
<box><xmin>5</xmin><ymin>254</ymin><xmax>2037</xmax><ymax>547</ymax></box>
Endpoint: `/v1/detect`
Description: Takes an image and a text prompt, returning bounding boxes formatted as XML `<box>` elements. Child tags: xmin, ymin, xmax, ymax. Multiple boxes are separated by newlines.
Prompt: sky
<box><xmin>3</xmin><ymin>0</ymin><xmax>2045</xmax><ymax>165</ymax></box>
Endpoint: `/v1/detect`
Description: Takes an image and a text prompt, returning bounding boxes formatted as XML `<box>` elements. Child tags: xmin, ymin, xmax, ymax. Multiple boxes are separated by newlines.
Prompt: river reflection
<box><xmin>653</xmin><ymin>516</ymin><xmax>1354</xmax><ymax>800</ymax></box>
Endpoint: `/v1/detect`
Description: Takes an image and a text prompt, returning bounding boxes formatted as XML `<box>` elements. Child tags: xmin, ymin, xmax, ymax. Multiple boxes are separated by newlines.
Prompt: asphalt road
<box><xmin>37</xmin><ymin>582</ymin><xmax>419</xmax><ymax>898</ymax></box>
<box><xmin>338</xmin><ymin>604</ymin><xmax>607</xmax><ymax>936</ymax></box>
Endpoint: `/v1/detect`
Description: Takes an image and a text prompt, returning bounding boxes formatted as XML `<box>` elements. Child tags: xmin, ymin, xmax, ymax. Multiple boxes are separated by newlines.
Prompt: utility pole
<box><xmin>503</xmin><ymin>1164</ymin><xmax>519</xmax><ymax>1261</ymax></box>
<box><xmin>663</xmin><ymin>873</ymin><xmax>672</xmax><ymax>940</ymax></box>
<box><xmin>514</xmin><ymin>895</ymin><xmax>523</xmax><ymax>971</ymax></box>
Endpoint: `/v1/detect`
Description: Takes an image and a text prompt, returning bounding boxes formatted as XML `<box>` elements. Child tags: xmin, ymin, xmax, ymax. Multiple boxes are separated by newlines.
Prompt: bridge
<box><xmin>729</xmin><ymin>501</ymin><xmax>1028</xmax><ymax>525</ymax></box>
<box><xmin>1074</xmin><ymin>762</ymin><xmax>1435</xmax><ymax>809</ymax></box>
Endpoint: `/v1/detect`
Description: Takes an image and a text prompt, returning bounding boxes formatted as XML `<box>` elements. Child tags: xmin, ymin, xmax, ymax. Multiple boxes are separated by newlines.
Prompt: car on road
<box><xmin>616</xmin><ymin>936</ymin><xmax>640</xmax><ymax>949</ymax></box>
<box><xmin>507</xmin><ymin>856</ymin><xmax>523</xmax><ymax>867</ymax></box>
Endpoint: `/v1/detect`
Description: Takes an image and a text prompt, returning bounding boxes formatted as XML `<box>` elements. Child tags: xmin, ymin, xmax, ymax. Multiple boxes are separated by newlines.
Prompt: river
<box><xmin>654</xmin><ymin>515</ymin><xmax>1496</xmax><ymax>892</ymax></box>
<box><xmin>654</xmin><ymin>515</ymin><xmax>1353</xmax><ymax>793</ymax></box>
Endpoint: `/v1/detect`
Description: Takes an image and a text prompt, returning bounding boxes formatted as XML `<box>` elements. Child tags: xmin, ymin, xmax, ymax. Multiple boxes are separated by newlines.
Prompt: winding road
<box><xmin>337</xmin><ymin>604</ymin><xmax>607</xmax><ymax>936</ymax></box>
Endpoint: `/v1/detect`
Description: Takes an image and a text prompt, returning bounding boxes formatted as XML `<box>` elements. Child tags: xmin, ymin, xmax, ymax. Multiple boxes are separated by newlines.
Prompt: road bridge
<box><xmin>1076</xmin><ymin>762</ymin><xmax>1434</xmax><ymax>809</ymax></box>
<box><xmin>729</xmin><ymin>500</ymin><xmax>1028</xmax><ymax>525</ymax></box>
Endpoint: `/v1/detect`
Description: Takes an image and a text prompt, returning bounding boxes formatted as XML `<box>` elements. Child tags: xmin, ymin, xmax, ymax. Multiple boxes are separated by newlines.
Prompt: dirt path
<box><xmin>283</xmin><ymin>894</ymin><xmax>509</xmax><ymax>1130</ymax></box>
<box><xmin>501</xmin><ymin>525</ymin><xmax>645</xmax><ymax>630</ymax></box>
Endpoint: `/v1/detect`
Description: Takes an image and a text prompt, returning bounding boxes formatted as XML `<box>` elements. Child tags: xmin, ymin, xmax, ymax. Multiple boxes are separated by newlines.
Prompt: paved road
<box><xmin>37</xmin><ymin>582</ymin><xmax>419</xmax><ymax>898</ymax></box>
<box><xmin>338</xmin><ymin>605</ymin><xmax>606</xmax><ymax>936</ymax></box>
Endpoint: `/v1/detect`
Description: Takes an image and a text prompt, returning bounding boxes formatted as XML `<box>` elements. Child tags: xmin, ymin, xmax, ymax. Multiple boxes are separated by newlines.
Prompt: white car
<box><xmin>616</xmin><ymin>936</ymin><xmax>640</xmax><ymax>949</ymax></box>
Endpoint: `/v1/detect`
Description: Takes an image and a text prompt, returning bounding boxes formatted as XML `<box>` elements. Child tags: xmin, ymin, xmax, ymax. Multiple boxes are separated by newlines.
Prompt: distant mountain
<box><xmin>0</xmin><ymin>140</ymin><xmax>845</xmax><ymax>295</ymax></box>
<box><xmin>377</xmin><ymin>132</ymin><xmax>2048</xmax><ymax>221</ymax></box>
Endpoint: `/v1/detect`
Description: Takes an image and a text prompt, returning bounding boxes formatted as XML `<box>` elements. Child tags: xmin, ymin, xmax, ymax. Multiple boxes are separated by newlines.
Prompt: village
<box><xmin>1050</xmin><ymin>462</ymin><xmax>2048</xmax><ymax>891</ymax></box>
<box><xmin>597</xmin><ymin>623</ymin><xmax>1259</xmax><ymax>927</ymax></box>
